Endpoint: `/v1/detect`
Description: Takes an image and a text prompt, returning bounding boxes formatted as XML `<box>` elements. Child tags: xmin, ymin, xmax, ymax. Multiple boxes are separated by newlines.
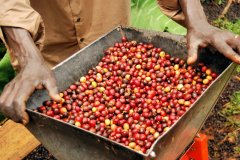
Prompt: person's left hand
<box><xmin>186</xmin><ymin>22</ymin><xmax>240</xmax><ymax>64</ymax></box>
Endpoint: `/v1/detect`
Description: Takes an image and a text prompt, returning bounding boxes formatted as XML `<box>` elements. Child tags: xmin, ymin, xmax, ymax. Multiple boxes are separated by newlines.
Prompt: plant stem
<box><xmin>219</xmin><ymin>0</ymin><xmax>233</xmax><ymax>18</ymax></box>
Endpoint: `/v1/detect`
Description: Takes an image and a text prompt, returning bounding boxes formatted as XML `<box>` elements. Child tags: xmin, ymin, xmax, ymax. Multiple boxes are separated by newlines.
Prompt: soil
<box><xmin>23</xmin><ymin>145</ymin><xmax>56</xmax><ymax>160</ymax></box>
<box><xmin>202</xmin><ymin>1</ymin><xmax>240</xmax><ymax>22</ymax></box>
<box><xmin>24</xmin><ymin>1</ymin><xmax>240</xmax><ymax>160</ymax></box>
<box><xmin>201</xmin><ymin>2</ymin><xmax>240</xmax><ymax>159</ymax></box>
<box><xmin>202</xmin><ymin>72</ymin><xmax>240</xmax><ymax>160</ymax></box>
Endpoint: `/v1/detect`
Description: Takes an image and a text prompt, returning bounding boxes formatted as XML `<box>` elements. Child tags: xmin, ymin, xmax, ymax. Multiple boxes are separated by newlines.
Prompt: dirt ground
<box><xmin>24</xmin><ymin>1</ymin><xmax>240</xmax><ymax>160</ymax></box>
<box><xmin>202</xmin><ymin>72</ymin><xmax>240</xmax><ymax>160</ymax></box>
<box><xmin>202</xmin><ymin>1</ymin><xmax>240</xmax><ymax>22</ymax></box>
<box><xmin>201</xmin><ymin>2</ymin><xmax>240</xmax><ymax>159</ymax></box>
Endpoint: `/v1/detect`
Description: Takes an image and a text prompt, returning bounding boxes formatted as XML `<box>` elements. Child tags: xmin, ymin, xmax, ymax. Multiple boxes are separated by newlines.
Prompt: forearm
<box><xmin>0</xmin><ymin>28</ymin><xmax>60</xmax><ymax>125</ymax></box>
<box><xmin>179</xmin><ymin>0</ymin><xmax>209</xmax><ymax>29</ymax></box>
<box><xmin>2</xmin><ymin>27</ymin><xmax>44</xmax><ymax>68</ymax></box>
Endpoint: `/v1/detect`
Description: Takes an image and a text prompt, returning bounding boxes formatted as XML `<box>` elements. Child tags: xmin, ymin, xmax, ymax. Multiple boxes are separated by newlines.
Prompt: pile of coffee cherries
<box><xmin>36</xmin><ymin>37</ymin><xmax>217</xmax><ymax>153</ymax></box>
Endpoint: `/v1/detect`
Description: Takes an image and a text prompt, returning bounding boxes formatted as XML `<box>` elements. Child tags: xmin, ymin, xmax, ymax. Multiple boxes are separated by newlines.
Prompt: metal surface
<box><xmin>26</xmin><ymin>26</ymin><xmax>236</xmax><ymax>160</ymax></box>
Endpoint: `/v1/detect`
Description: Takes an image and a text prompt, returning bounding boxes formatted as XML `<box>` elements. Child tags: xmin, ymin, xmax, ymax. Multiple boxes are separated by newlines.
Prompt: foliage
<box><xmin>216</xmin><ymin>0</ymin><xmax>225</xmax><ymax>5</ymax></box>
<box><xmin>131</xmin><ymin>0</ymin><xmax>187</xmax><ymax>35</ymax></box>
<box><xmin>214</xmin><ymin>18</ymin><xmax>240</xmax><ymax>35</ymax></box>
<box><xmin>234</xmin><ymin>146</ymin><xmax>240</xmax><ymax>154</ymax></box>
<box><xmin>236</xmin><ymin>65</ymin><xmax>240</xmax><ymax>73</ymax></box>
<box><xmin>201</xmin><ymin>0</ymin><xmax>225</xmax><ymax>5</ymax></box>
<box><xmin>220</xmin><ymin>91</ymin><xmax>240</xmax><ymax>127</ymax></box>
<box><xmin>0</xmin><ymin>39</ymin><xmax>6</xmax><ymax>59</ymax></box>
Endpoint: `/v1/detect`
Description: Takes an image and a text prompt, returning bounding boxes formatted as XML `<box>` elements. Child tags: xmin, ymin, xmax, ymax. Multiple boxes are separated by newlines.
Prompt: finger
<box><xmin>1</xmin><ymin>75</ymin><xmax>22</xmax><ymax>104</ymax></box>
<box><xmin>36</xmin><ymin>83</ymin><xmax>44</xmax><ymax>90</ymax></box>
<box><xmin>12</xmin><ymin>81</ymin><xmax>36</xmax><ymax>124</ymax></box>
<box><xmin>13</xmin><ymin>100</ymin><xmax>29</xmax><ymax>125</ymax></box>
<box><xmin>0</xmin><ymin>77</ymin><xmax>22</xmax><ymax>121</ymax></box>
<box><xmin>0</xmin><ymin>80</ymin><xmax>17</xmax><ymax>119</ymax></box>
<box><xmin>0</xmin><ymin>80</ymin><xmax>15</xmax><ymax>101</ymax></box>
<box><xmin>187</xmin><ymin>41</ymin><xmax>200</xmax><ymax>65</ymax></box>
<box><xmin>11</xmin><ymin>100</ymin><xmax>29</xmax><ymax>125</ymax></box>
<box><xmin>12</xmin><ymin>100</ymin><xmax>26</xmax><ymax>123</ymax></box>
<box><xmin>214</xmin><ymin>41</ymin><xmax>240</xmax><ymax>64</ymax></box>
<box><xmin>0</xmin><ymin>101</ymin><xmax>16</xmax><ymax>120</ymax></box>
<box><xmin>227</xmin><ymin>36</ymin><xmax>240</xmax><ymax>54</ymax></box>
<box><xmin>237</xmin><ymin>46</ymin><xmax>240</xmax><ymax>54</ymax></box>
<box><xmin>44</xmin><ymin>76</ymin><xmax>61</xmax><ymax>102</ymax></box>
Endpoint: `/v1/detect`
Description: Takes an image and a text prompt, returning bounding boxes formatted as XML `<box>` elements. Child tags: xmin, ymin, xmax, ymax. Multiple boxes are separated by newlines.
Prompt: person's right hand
<box><xmin>186</xmin><ymin>23</ymin><xmax>240</xmax><ymax>64</ymax></box>
<box><xmin>0</xmin><ymin>27</ymin><xmax>61</xmax><ymax>124</ymax></box>
<box><xmin>0</xmin><ymin>60</ymin><xmax>61</xmax><ymax>124</ymax></box>
<box><xmin>179</xmin><ymin>0</ymin><xmax>240</xmax><ymax>65</ymax></box>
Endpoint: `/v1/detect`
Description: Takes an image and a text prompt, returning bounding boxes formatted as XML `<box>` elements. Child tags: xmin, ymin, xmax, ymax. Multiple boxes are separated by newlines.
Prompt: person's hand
<box><xmin>0</xmin><ymin>60</ymin><xmax>61</xmax><ymax>124</ymax></box>
<box><xmin>178</xmin><ymin>0</ymin><xmax>240</xmax><ymax>64</ymax></box>
<box><xmin>186</xmin><ymin>23</ymin><xmax>240</xmax><ymax>64</ymax></box>
<box><xmin>0</xmin><ymin>27</ymin><xmax>61</xmax><ymax>124</ymax></box>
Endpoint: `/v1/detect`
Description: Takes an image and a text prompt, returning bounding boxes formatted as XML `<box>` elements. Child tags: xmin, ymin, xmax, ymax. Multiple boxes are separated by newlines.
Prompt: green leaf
<box><xmin>221</xmin><ymin>91</ymin><xmax>240</xmax><ymax>128</ymax></box>
<box><xmin>131</xmin><ymin>0</ymin><xmax>187</xmax><ymax>35</ymax></box>
<box><xmin>0</xmin><ymin>113</ymin><xmax>5</xmax><ymax>122</ymax></box>
<box><xmin>0</xmin><ymin>52</ymin><xmax>15</xmax><ymax>93</ymax></box>
<box><xmin>0</xmin><ymin>41</ymin><xmax>6</xmax><ymax>59</ymax></box>
<box><xmin>230</xmin><ymin>91</ymin><xmax>240</xmax><ymax>106</ymax></box>
<box><xmin>0</xmin><ymin>52</ymin><xmax>15</xmax><ymax>122</ymax></box>
<box><xmin>236</xmin><ymin>65</ymin><xmax>240</xmax><ymax>73</ymax></box>
<box><xmin>213</xmin><ymin>18</ymin><xmax>240</xmax><ymax>35</ymax></box>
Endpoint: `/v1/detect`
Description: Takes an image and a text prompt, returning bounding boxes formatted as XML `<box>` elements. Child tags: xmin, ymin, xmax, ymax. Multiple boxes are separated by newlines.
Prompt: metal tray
<box><xmin>26</xmin><ymin>26</ymin><xmax>236</xmax><ymax>160</ymax></box>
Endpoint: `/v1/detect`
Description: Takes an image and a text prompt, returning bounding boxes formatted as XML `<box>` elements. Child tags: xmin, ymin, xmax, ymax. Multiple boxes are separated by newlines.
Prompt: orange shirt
<box><xmin>0</xmin><ymin>0</ymin><xmax>130</xmax><ymax>68</ymax></box>
<box><xmin>157</xmin><ymin>0</ymin><xmax>185</xmax><ymax>26</ymax></box>
<box><xmin>0</xmin><ymin>0</ymin><xmax>183</xmax><ymax>69</ymax></box>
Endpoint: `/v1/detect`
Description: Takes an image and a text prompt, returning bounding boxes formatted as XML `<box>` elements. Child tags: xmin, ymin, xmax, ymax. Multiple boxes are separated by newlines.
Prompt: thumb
<box><xmin>22</xmin><ymin>110</ymin><xmax>29</xmax><ymax>125</ymax></box>
<box><xmin>187</xmin><ymin>42</ymin><xmax>199</xmax><ymax>65</ymax></box>
<box><xmin>44</xmin><ymin>77</ymin><xmax>61</xmax><ymax>102</ymax></box>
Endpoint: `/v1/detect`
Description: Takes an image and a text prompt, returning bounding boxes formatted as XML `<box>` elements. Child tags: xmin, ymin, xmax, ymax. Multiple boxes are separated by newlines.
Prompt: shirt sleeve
<box><xmin>0</xmin><ymin>0</ymin><xmax>44</xmax><ymax>44</ymax></box>
<box><xmin>0</xmin><ymin>0</ymin><xmax>44</xmax><ymax>70</ymax></box>
<box><xmin>157</xmin><ymin>0</ymin><xmax>186</xmax><ymax>26</ymax></box>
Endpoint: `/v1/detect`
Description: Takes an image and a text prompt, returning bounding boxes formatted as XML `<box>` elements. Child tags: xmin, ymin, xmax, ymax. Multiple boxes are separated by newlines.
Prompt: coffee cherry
<box><xmin>122</xmin><ymin>36</ymin><xmax>127</xmax><ymax>42</ymax></box>
<box><xmin>154</xmin><ymin>132</ymin><xmax>160</xmax><ymax>139</ymax></box>
<box><xmin>46</xmin><ymin>110</ymin><xmax>54</xmax><ymax>117</ymax></box>
<box><xmin>80</xmin><ymin>77</ymin><xmax>86</xmax><ymax>83</ymax></box>
<box><xmin>123</xmin><ymin>123</ymin><xmax>130</xmax><ymax>131</ymax></box>
<box><xmin>129</xmin><ymin>142</ymin><xmax>136</xmax><ymax>149</ymax></box>
<box><xmin>75</xmin><ymin>122</ymin><xmax>81</xmax><ymax>127</ymax></box>
<box><xmin>206</xmin><ymin>69</ymin><xmax>212</xmax><ymax>75</ymax></box>
<box><xmin>105</xmin><ymin>119</ymin><xmax>111</xmax><ymax>126</ymax></box>
<box><xmin>159</xmin><ymin>51</ymin><xmax>165</xmax><ymax>58</ymax></box>
<box><xmin>203</xmin><ymin>79</ymin><xmax>210</xmax><ymax>84</ymax></box>
<box><xmin>60</xmin><ymin>107</ymin><xmax>67</xmax><ymax>114</ymax></box>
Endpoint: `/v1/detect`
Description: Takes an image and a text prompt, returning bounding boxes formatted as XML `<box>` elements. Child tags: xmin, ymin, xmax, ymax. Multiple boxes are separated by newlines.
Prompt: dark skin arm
<box><xmin>0</xmin><ymin>27</ymin><xmax>61</xmax><ymax>124</ymax></box>
<box><xmin>179</xmin><ymin>0</ymin><xmax>240</xmax><ymax>64</ymax></box>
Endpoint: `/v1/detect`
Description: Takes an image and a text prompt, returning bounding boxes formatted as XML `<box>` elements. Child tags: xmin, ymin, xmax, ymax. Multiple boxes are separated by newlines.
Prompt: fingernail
<box><xmin>187</xmin><ymin>58</ymin><xmax>193</xmax><ymax>64</ymax></box>
<box><xmin>187</xmin><ymin>57</ymin><xmax>195</xmax><ymax>64</ymax></box>
<box><xmin>55</xmin><ymin>95</ymin><xmax>62</xmax><ymax>101</ymax></box>
<box><xmin>22</xmin><ymin>119</ymin><xmax>28</xmax><ymax>125</ymax></box>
